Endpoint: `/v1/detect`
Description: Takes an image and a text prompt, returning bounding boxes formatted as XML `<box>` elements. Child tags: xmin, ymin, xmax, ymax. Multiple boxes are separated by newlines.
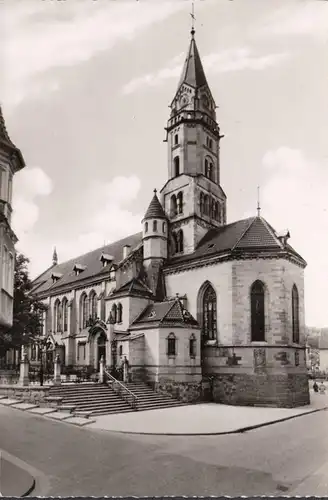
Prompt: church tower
<box><xmin>160</xmin><ymin>27</ymin><xmax>226</xmax><ymax>257</ymax></box>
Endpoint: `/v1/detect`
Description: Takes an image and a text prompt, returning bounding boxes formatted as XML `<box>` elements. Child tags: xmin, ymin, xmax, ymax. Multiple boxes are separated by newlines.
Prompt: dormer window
<box><xmin>51</xmin><ymin>272</ymin><xmax>63</xmax><ymax>283</ymax></box>
<box><xmin>73</xmin><ymin>264</ymin><xmax>87</xmax><ymax>276</ymax></box>
<box><xmin>277</xmin><ymin>230</ymin><xmax>290</xmax><ymax>246</ymax></box>
<box><xmin>100</xmin><ymin>253</ymin><xmax>113</xmax><ymax>268</ymax></box>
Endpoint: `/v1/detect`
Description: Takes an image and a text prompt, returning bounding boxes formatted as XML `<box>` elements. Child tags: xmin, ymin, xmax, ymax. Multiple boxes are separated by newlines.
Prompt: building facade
<box><xmin>0</xmin><ymin>106</ymin><xmax>25</xmax><ymax>330</ymax></box>
<box><xmin>28</xmin><ymin>29</ymin><xmax>309</xmax><ymax>408</ymax></box>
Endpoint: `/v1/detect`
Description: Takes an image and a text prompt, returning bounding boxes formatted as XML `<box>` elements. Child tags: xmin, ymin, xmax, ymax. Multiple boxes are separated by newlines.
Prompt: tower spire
<box><xmin>52</xmin><ymin>246</ymin><xmax>58</xmax><ymax>266</ymax></box>
<box><xmin>257</xmin><ymin>186</ymin><xmax>261</xmax><ymax>217</ymax></box>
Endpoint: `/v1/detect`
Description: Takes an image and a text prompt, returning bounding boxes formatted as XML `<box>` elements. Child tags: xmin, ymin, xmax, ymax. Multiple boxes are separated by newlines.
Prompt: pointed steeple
<box><xmin>52</xmin><ymin>247</ymin><xmax>58</xmax><ymax>266</ymax></box>
<box><xmin>176</xmin><ymin>31</ymin><xmax>209</xmax><ymax>93</ymax></box>
<box><xmin>143</xmin><ymin>189</ymin><xmax>167</xmax><ymax>221</ymax></box>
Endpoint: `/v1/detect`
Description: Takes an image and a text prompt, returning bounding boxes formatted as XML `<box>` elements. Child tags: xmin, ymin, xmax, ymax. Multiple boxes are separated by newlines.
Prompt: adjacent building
<box><xmin>29</xmin><ymin>29</ymin><xmax>310</xmax><ymax>408</ymax></box>
<box><xmin>0</xmin><ymin>106</ymin><xmax>25</xmax><ymax>330</ymax></box>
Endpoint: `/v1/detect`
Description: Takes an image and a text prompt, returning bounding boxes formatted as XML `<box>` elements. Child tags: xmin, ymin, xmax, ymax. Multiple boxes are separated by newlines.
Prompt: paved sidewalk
<box><xmin>0</xmin><ymin>451</ymin><xmax>35</xmax><ymax>497</ymax></box>
<box><xmin>87</xmin><ymin>391</ymin><xmax>328</xmax><ymax>435</ymax></box>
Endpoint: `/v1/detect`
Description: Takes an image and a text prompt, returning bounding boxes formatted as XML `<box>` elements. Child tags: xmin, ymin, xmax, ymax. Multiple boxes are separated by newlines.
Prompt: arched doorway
<box><xmin>97</xmin><ymin>331</ymin><xmax>107</xmax><ymax>370</ymax></box>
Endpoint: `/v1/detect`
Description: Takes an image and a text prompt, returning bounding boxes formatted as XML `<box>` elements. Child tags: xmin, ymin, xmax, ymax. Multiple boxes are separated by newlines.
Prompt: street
<box><xmin>0</xmin><ymin>405</ymin><xmax>327</xmax><ymax>496</ymax></box>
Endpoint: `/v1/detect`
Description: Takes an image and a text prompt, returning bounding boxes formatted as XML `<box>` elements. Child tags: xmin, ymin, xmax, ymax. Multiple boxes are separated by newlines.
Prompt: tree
<box><xmin>0</xmin><ymin>253</ymin><xmax>46</xmax><ymax>358</ymax></box>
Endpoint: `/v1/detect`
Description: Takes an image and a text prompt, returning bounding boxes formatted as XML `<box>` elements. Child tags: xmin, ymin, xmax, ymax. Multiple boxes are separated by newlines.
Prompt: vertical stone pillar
<box><xmin>54</xmin><ymin>354</ymin><xmax>61</xmax><ymax>385</ymax></box>
<box><xmin>107</xmin><ymin>313</ymin><xmax>115</xmax><ymax>369</ymax></box>
<box><xmin>123</xmin><ymin>356</ymin><xmax>129</xmax><ymax>383</ymax></box>
<box><xmin>99</xmin><ymin>355</ymin><xmax>104</xmax><ymax>383</ymax></box>
<box><xmin>19</xmin><ymin>349</ymin><xmax>29</xmax><ymax>386</ymax></box>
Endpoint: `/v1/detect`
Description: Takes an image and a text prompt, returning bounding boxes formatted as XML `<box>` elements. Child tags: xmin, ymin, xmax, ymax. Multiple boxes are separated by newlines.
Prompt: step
<box><xmin>90</xmin><ymin>408</ymin><xmax>133</xmax><ymax>416</ymax></box>
<box><xmin>57</xmin><ymin>405</ymin><xmax>76</xmax><ymax>413</ymax></box>
<box><xmin>73</xmin><ymin>411</ymin><xmax>93</xmax><ymax>419</ymax></box>
<box><xmin>75</xmin><ymin>402</ymin><xmax>131</xmax><ymax>411</ymax></box>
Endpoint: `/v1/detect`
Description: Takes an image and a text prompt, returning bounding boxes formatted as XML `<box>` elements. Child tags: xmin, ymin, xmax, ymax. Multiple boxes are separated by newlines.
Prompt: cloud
<box><xmin>260</xmin><ymin>147</ymin><xmax>328</xmax><ymax>327</ymax></box>
<box><xmin>2</xmin><ymin>1</ymin><xmax>186</xmax><ymax>107</ymax></box>
<box><xmin>12</xmin><ymin>167</ymin><xmax>53</xmax><ymax>236</ymax></box>
<box><xmin>15</xmin><ymin>175</ymin><xmax>144</xmax><ymax>279</ymax></box>
<box><xmin>122</xmin><ymin>47</ymin><xmax>288</xmax><ymax>94</ymax></box>
<box><xmin>258</xmin><ymin>2</ymin><xmax>328</xmax><ymax>41</ymax></box>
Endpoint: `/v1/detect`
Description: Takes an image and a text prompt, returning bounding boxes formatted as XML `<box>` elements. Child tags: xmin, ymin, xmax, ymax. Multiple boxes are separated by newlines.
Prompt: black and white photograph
<box><xmin>0</xmin><ymin>0</ymin><xmax>327</xmax><ymax>497</ymax></box>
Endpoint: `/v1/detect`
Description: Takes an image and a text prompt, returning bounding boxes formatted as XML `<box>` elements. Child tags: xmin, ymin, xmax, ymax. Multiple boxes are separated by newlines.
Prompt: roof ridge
<box><xmin>231</xmin><ymin>217</ymin><xmax>256</xmax><ymax>250</ymax></box>
<box><xmin>159</xmin><ymin>299</ymin><xmax>177</xmax><ymax>324</ymax></box>
<box><xmin>259</xmin><ymin>216</ymin><xmax>284</xmax><ymax>249</ymax></box>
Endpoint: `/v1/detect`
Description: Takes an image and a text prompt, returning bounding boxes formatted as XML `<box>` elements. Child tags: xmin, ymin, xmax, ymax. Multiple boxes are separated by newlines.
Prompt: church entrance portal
<box><xmin>97</xmin><ymin>331</ymin><xmax>107</xmax><ymax>370</ymax></box>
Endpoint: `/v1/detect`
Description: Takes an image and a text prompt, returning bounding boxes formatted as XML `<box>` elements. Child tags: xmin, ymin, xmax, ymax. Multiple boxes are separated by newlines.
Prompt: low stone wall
<box><xmin>0</xmin><ymin>385</ymin><xmax>51</xmax><ymax>405</ymax></box>
<box><xmin>212</xmin><ymin>373</ymin><xmax>310</xmax><ymax>408</ymax></box>
<box><xmin>155</xmin><ymin>379</ymin><xmax>202</xmax><ymax>403</ymax></box>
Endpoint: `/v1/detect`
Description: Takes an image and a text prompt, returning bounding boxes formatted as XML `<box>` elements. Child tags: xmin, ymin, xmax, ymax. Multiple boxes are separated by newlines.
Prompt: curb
<box><xmin>94</xmin><ymin>406</ymin><xmax>328</xmax><ymax>437</ymax></box>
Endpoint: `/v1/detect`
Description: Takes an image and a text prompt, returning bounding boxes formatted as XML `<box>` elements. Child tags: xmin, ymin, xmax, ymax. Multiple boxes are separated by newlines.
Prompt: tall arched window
<box><xmin>153</xmin><ymin>220</ymin><xmax>157</xmax><ymax>232</ymax></box>
<box><xmin>251</xmin><ymin>280</ymin><xmax>265</xmax><ymax>342</ymax></box>
<box><xmin>90</xmin><ymin>291</ymin><xmax>97</xmax><ymax>319</ymax></box>
<box><xmin>177</xmin><ymin>191</ymin><xmax>183</xmax><ymax>214</ymax></box>
<box><xmin>172</xmin><ymin>233</ymin><xmax>178</xmax><ymax>254</ymax></box>
<box><xmin>62</xmin><ymin>297</ymin><xmax>68</xmax><ymax>332</ymax></box>
<box><xmin>167</xmin><ymin>333</ymin><xmax>177</xmax><ymax>357</ymax></box>
<box><xmin>117</xmin><ymin>302</ymin><xmax>123</xmax><ymax>323</ymax></box>
<box><xmin>204</xmin><ymin>195</ymin><xmax>209</xmax><ymax>216</ymax></box>
<box><xmin>177</xmin><ymin>229</ymin><xmax>183</xmax><ymax>253</ymax></box>
<box><xmin>162</xmin><ymin>222</ymin><xmax>166</xmax><ymax>233</ymax></box>
<box><xmin>111</xmin><ymin>303</ymin><xmax>117</xmax><ymax>323</ymax></box>
<box><xmin>145</xmin><ymin>222</ymin><xmax>148</xmax><ymax>233</ymax></box>
<box><xmin>81</xmin><ymin>294</ymin><xmax>88</xmax><ymax>329</ymax></box>
<box><xmin>189</xmin><ymin>334</ymin><xmax>197</xmax><ymax>358</ymax></box>
<box><xmin>170</xmin><ymin>194</ymin><xmax>177</xmax><ymax>217</ymax></box>
<box><xmin>292</xmin><ymin>285</ymin><xmax>300</xmax><ymax>343</ymax></box>
<box><xmin>204</xmin><ymin>159</ymin><xmax>208</xmax><ymax>177</ymax></box>
<box><xmin>54</xmin><ymin>299</ymin><xmax>61</xmax><ymax>333</ymax></box>
<box><xmin>174</xmin><ymin>156</ymin><xmax>180</xmax><ymax>177</ymax></box>
<box><xmin>203</xmin><ymin>285</ymin><xmax>217</xmax><ymax>341</ymax></box>
<box><xmin>200</xmin><ymin>192</ymin><xmax>204</xmax><ymax>215</ymax></box>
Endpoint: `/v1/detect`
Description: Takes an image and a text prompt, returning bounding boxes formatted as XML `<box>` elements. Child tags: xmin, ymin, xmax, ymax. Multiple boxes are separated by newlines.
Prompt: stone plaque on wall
<box><xmin>295</xmin><ymin>350</ymin><xmax>300</xmax><ymax>366</ymax></box>
<box><xmin>253</xmin><ymin>348</ymin><xmax>266</xmax><ymax>372</ymax></box>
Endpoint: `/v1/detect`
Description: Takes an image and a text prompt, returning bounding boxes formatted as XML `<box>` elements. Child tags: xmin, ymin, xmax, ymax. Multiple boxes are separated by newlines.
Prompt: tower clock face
<box><xmin>202</xmin><ymin>95</ymin><xmax>209</xmax><ymax>108</ymax></box>
<box><xmin>180</xmin><ymin>94</ymin><xmax>189</xmax><ymax>107</ymax></box>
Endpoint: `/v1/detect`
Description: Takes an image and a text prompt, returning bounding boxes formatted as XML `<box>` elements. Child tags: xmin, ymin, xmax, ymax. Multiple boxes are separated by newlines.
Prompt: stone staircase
<box><xmin>48</xmin><ymin>383</ymin><xmax>133</xmax><ymax>416</ymax></box>
<box><xmin>125</xmin><ymin>382</ymin><xmax>186</xmax><ymax>411</ymax></box>
<box><xmin>48</xmin><ymin>381</ymin><xmax>186</xmax><ymax>417</ymax></box>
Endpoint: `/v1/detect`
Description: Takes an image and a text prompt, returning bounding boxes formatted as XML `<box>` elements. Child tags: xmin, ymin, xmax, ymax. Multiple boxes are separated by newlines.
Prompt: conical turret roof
<box><xmin>143</xmin><ymin>190</ymin><xmax>167</xmax><ymax>220</ymax></box>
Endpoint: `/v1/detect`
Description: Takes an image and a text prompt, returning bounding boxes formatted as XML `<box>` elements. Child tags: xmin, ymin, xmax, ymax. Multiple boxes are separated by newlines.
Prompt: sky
<box><xmin>1</xmin><ymin>0</ymin><xmax>328</xmax><ymax>327</ymax></box>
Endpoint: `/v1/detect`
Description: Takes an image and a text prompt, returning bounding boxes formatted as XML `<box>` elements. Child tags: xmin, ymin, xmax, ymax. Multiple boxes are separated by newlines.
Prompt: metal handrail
<box><xmin>104</xmin><ymin>369</ymin><xmax>138</xmax><ymax>410</ymax></box>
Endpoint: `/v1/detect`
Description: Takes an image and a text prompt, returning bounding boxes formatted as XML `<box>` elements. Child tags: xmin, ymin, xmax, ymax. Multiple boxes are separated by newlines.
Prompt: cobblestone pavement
<box><xmin>0</xmin><ymin>404</ymin><xmax>327</xmax><ymax>496</ymax></box>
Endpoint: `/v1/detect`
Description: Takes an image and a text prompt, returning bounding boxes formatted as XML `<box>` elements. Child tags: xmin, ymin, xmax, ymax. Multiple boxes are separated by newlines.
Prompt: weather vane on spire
<box><xmin>190</xmin><ymin>0</ymin><xmax>196</xmax><ymax>36</ymax></box>
<box><xmin>257</xmin><ymin>186</ymin><xmax>261</xmax><ymax>217</ymax></box>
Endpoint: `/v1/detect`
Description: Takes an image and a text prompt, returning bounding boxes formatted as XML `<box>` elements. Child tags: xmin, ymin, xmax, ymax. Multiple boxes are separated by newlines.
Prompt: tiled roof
<box><xmin>167</xmin><ymin>216</ymin><xmax>306</xmax><ymax>267</ymax></box>
<box><xmin>109</xmin><ymin>277</ymin><xmax>153</xmax><ymax>298</ymax></box>
<box><xmin>131</xmin><ymin>298</ymin><xmax>198</xmax><ymax>328</ymax></box>
<box><xmin>177</xmin><ymin>34</ymin><xmax>208</xmax><ymax>92</ymax></box>
<box><xmin>143</xmin><ymin>191</ymin><xmax>167</xmax><ymax>220</ymax></box>
<box><xmin>32</xmin><ymin>232</ymin><xmax>142</xmax><ymax>295</ymax></box>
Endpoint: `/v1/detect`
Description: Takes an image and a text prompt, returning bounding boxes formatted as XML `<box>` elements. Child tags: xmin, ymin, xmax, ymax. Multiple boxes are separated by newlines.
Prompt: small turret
<box><xmin>142</xmin><ymin>189</ymin><xmax>168</xmax><ymax>268</ymax></box>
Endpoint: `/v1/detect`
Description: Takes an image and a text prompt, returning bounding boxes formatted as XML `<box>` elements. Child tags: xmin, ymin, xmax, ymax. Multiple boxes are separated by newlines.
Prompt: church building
<box><xmin>30</xmin><ymin>28</ymin><xmax>310</xmax><ymax>408</ymax></box>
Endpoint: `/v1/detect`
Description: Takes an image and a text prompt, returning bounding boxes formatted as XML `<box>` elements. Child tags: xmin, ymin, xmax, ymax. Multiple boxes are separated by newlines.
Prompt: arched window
<box><xmin>90</xmin><ymin>291</ymin><xmax>97</xmax><ymax>319</ymax></box>
<box><xmin>204</xmin><ymin>195</ymin><xmax>209</xmax><ymax>216</ymax></box>
<box><xmin>54</xmin><ymin>299</ymin><xmax>62</xmax><ymax>333</ymax></box>
<box><xmin>119</xmin><ymin>345</ymin><xmax>123</xmax><ymax>356</ymax></box>
<box><xmin>216</xmin><ymin>202</ymin><xmax>220</xmax><ymax>222</ymax></box>
<box><xmin>208</xmin><ymin>162</ymin><xmax>214</xmax><ymax>181</ymax></box>
<box><xmin>200</xmin><ymin>192</ymin><xmax>204</xmax><ymax>215</ymax></box>
<box><xmin>117</xmin><ymin>302</ymin><xmax>123</xmax><ymax>323</ymax></box>
<box><xmin>167</xmin><ymin>333</ymin><xmax>177</xmax><ymax>357</ymax></box>
<box><xmin>204</xmin><ymin>159</ymin><xmax>208</xmax><ymax>177</ymax></box>
<box><xmin>203</xmin><ymin>285</ymin><xmax>217</xmax><ymax>341</ymax></box>
<box><xmin>177</xmin><ymin>191</ymin><xmax>183</xmax><ymax>214</ymax></box>
<box><xmin>81</xmin><ymin>294</ymin><xmax>88</xmax><ymax>329</ymax></box>
<box><xmin>145</xmin><ymin>222</ymin><xmax>148</xmax><ymax>233</ymax></box>
<box><xmin>189</xmin><ymin>334</ymin><xmax>197</xmax><ymax>358</ymax></box>
<box><xmin>153</xmin><ymin>220</ymin><xmax>157</xmax><ymax>232</ymax></box>
<box><xmin>62</xmin><ymin>297</ymin><xmax>68</xmax><ymax>332</ymax></box>
<box><xmin>31</xmin><ymin>344</ymin><xmax>36</xmax><ymax>361</ymax></box>
<box><xmin>174</xmin><ymin>156</ymin><xmax>180</xmax><ymax>177</ymax></box>
<box><xmin>251</xmin><ymin>280</ymin><xmax>265</xmax><ymax>342</ymax></box>
<box><xmin>162</xmin><ymin>222</ymin><xmax>166</xmax><ymax>233</ymax></box>
<box><xmin>111</xmin><ymin>303</ymin><xmax>117</xmax><ymax>323</ymax></box>
<box><xmin>170</xmin><ymin>194</ymin><xmax>177</xmax><ymax>217</ymax></box>
<box><xmin>177</xmin><ymin>229</ymin><xmax>183</xmax><ymax>253</ymax></box>
<box><xmin>292</xmin><ymin>285</ymin><xmax>300</xmax><ymax>343</ymax></box>
<box><xmin>174</xmin><ymin>134</ymin><xmax>178</xmax><ymax>145</ymax></box>
<box><xmin>172</xmin><ymin>233</ymin><xmax>178</xmax><ymax>254</ymax></box>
